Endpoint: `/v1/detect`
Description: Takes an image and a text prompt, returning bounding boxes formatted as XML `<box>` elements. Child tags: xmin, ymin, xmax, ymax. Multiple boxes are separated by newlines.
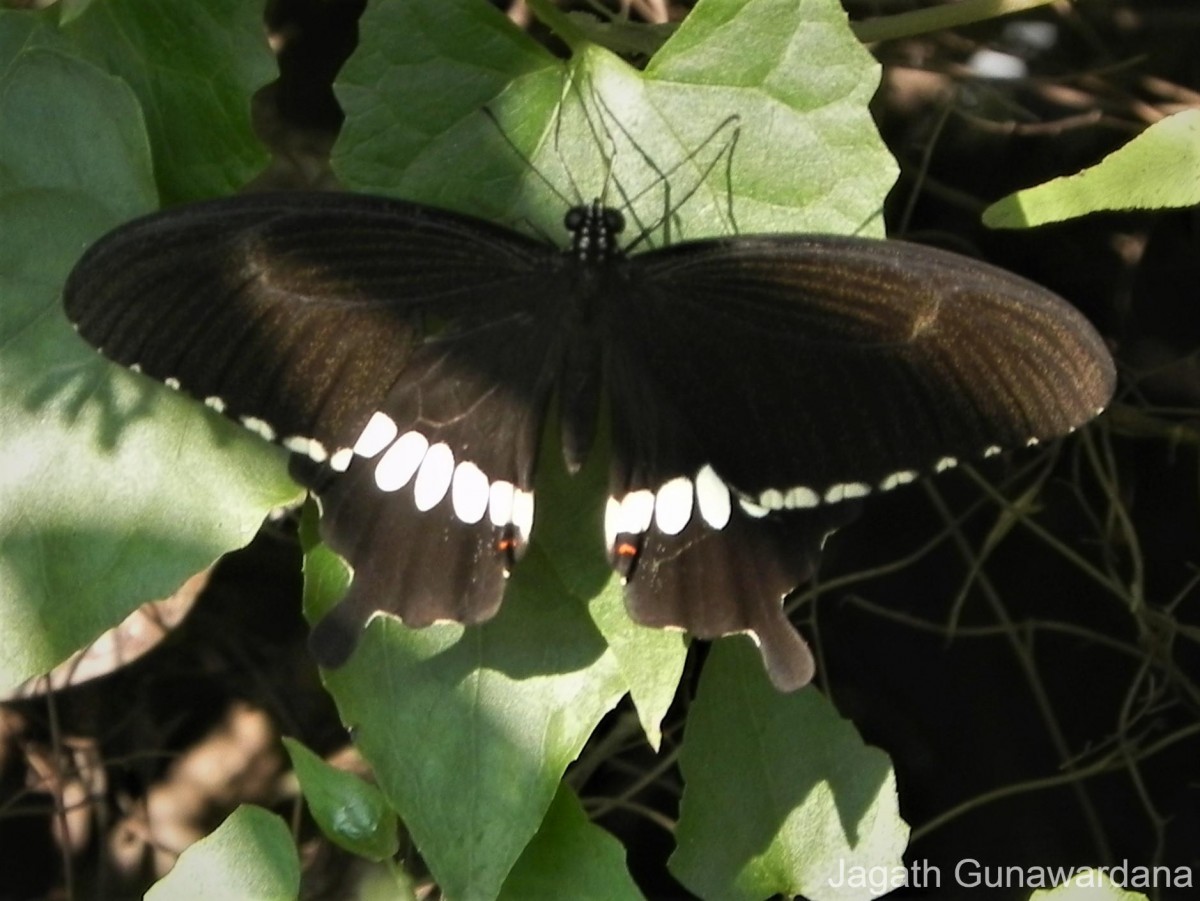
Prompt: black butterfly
<box><xmin>62</xmin><ymin>190</ymin><xmax>1115</xmax><ymax>690</ymax></box>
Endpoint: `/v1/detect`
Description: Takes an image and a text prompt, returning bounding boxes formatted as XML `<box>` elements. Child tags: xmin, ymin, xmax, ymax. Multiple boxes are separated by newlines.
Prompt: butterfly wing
<box><xmin>603</xmin><ymin>234</ymin><xmax>1114</xmax><ymax>689</ymax></box>
<box><xmin>63</xmin><ymin>191</ymin><xmax>570</xmax><ymax>666</ymax></box>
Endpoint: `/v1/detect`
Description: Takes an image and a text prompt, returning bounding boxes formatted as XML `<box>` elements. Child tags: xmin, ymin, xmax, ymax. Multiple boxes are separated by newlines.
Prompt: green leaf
<box><xmin>498</xmin><ymin>785</ymin><xmax>645</xmax><ymax>900</ymax></box>
<box><xmin>335</xmin><ymin>0</ymin><xmax>894</xmax><ymax>241</ymax></box>
<box><xmin>533</xmin><ymin>409</ymin><xmax>687</xmax><ymax>750</ymax></box>
<box><xmin>301</xmin><ymin>440</ymin><xmax>638</xmax><ymax>895</ymax></box>
<box><xmin>983</xmin><ymin>109</ymin><xmax>1200</xmax><ymax>228</ymax></box>
<box><xmin>1028</xmin><ymin>869</ymin><xmax>1151</xmax><ymax>900</ymax></box>
<box><xmin>0</xmin><ymin>27</ymin><xmax>299</xmax><ymax>692</ymax></box>
<box><xmin>60</xmin><ymin>0</ymin><xmax>275</xmax><ymax>203</ymax></box>
<box><xmin>331</xmin><ymin>0</ymin><xmax>552</xmax><ymax>199</ymax></box>
<box><xmin>307</xmin><ymin>532</ymin><xmax>629</xmax><ymax>901</ymax></box>
<box><xmin>0</xmin><ymin>40</ymin><xmax>154</xmax><ymax>214</ymax></box>
<box><xmin>586</xmin><ymin>578</ymin><xmax>685</xmax><ymax>750</ymax></box>
<box><xmin>670</xmin><ymin>639</ymin><xmax>909</xmax><ymax>901</ymax></box>
<box><xmin>144</xmin><ymin>805</ymin><xmax>300</xmax><ymax>901</ymax></box>
<box><xmin>643</xmin><ymin>0</ymin><xmax>892</xmax><ymax>236</ymax></box>
<box><xmin>282</xmin><ymin>737</ymin><xmax>400</xmax><ymax>862</ymax></box>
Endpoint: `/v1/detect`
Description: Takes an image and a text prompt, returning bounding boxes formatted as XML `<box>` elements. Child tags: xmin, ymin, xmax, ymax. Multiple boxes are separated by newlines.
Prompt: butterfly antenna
<box><xmin>589</xmin><ymin>85</ymin><xmax>673</xmax><ymax>244</ymax></box>
<box><xmin>551</xmin><ymin>71</ymin><xmax>591</xmax><ymax>205</ymax></box>
<box><xmin>481</xmin><ymin>106</ymin><xmax>576</xmax><ymax>211</ymax></box>
<box><xmin>572</xmin><ymin>74</ymin><xmax>662</xmax><ymax>246</ymax></box>
<box><xmin>620</xmin><ymin>112</ymin><xmax>743</xmax><ymax>252</ymax></box>
<box><xmin>587</xmin><ymin>86</ymin><xmax>742</xmax><ymax>251</ymax></box>
<box><xmin>570</xmin><ymin>75</ymin><xmax>636</xmax><ymax>212</ymax></box>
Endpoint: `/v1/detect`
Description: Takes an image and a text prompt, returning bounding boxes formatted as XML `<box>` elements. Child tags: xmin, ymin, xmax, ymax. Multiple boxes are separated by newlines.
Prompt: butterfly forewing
<box><xmin>617</xmin><ymin>235</ymin><xmax>1114</xmax><ymax>505</ymax></box>
<box><xmin>64</xmin><ymin>192</ymin><xmax>573</xmax><ymax>665</ymax></box>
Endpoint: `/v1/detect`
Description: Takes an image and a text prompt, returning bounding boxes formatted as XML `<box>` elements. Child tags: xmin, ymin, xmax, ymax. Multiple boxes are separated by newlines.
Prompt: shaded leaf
<box><xmin>144</xmin><ymin>805</ymin><xmax>300</xmax><ymax>901</ymax></box>
<box><xmin>0</xmin><ymin>43</ymin><xmax>298</xmax><ymax>692</ymax></box>
<box><xmin>533</xmin><ymin>407</ymin><xmax>687</xmax><ymax>749</ymax></box>
<box><xmin>60</xmin><ymin>0</ymin><xmax>274</xmax><ymax>203</ymax></box>
<box><xmin>307</xmin><ymin>530</ymin><xmax>628</xmax><ymax>901</ymax></box>
<box><xmin>670</xmin><ymin>639</ymin><xmax>908</xmax><ymax>901</ymax></box>
<box><xmin>1029</xmin><ymin>869</ymin><xmax>1151</xmax><ymax>900</ymax></box>
<box><xmin>499</xmin><ymin>785</ymin><xmax>645</xmax><ymax>901</ymax></box>
<box><xmin>282</xmin><ymin>737</ymin><xmax>399</xmax><ymax>862</ymax></box>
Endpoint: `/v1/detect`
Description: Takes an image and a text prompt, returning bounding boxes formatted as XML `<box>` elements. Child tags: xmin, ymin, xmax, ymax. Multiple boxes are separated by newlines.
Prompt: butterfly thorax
<box><xmin>564</xmin><ymin>200</ymin><xmax>625</xmax><ymax>265</ymax></box>
<box><xmin>559</xmin><ymin>200</ymin><xmax>631</xmax><ymax>332</ymax></box>
<box><xmin>552</xmin><ymin>201</ymin><xmax>629</xmax><ymax>473</ymax></box>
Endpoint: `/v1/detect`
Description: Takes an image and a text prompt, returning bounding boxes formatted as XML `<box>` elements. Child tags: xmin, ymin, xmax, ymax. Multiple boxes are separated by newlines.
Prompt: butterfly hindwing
<box><xmin>621</xmin><ymin>500</ymin><xmax>859</xmax><ymax>690</ymax></box>
<box><xmin>301</xmin><ymin>304</ymin><xmax>563</xmax><ymax>665</ymax></box>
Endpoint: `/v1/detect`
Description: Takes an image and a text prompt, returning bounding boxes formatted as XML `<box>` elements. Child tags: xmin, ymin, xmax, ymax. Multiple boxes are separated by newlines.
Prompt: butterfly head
<box><xmin>565</xmin><ymin>200</ymin><xmax>625</xmax><ymax>264</ymax></box>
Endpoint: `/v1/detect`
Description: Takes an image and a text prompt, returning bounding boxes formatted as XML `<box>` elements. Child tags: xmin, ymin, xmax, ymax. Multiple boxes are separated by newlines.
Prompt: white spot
<box><xmin>695</xmin><ymin>465</ymin><xmax>731</xmax><ymax>529</ymax></box>
<box><xmin>164</xmin><ymin>377</ymin><xmax>181</xmax><ymax>390</ymax></box>
<box><xmin>983</xmin><ymin>445</ymin><xmax>1002</xmax><ymax>458</ymax></box>
<box><xmin>738</xmin><ymin>496</ymin><xmax>770</xmax><ymax>518</ymax></box>
<box><xmin>616</xmin><ymin>490</ymin><xmax>655</xmax><ymax>535</ymax></box>
<box><xmin>759</xmin><ymin>488</ymin><xmax>784</xmax><ymax>509</ymax></box>
<box><xmin>353</xmin><ymin>411</ymin><xmax>399</xmax><ymax>459</ymax></box>
<box><xmin>204</xmin><ymin>396</ymin><xmax>227</xmax><ymax>413</ymax></box>
<box><xmin>328</xmin><ymin>447</ymin><xmax>353</xmax><ymax>472</ymax></box>
<box><xmin>935</xmin><ymin>456</ymin><xmax>958</xmax><ymax>473</ymax></box>
<box><xmin>880</xmin><ymin>470</ymin><xmax>918</xmax><ymax>491</ymax></box>
<box><xmin>784</xmin><ymin>486</ymin><xmax>820</xmax><ymax>509</ymax></box>
<box><xmin>511</xmin><ymin>488</ymin><xmax>534</xmax><ymax>540</ymax></box>
<box><xmin>654</xmin><ymin>477</ymin><xmax>693</xmax><ymax>536</ymax></box>
<box><xmin>488</xmin><ymin>480</ymin><xmax>515</xmax><ymax>527</ymax></box>
<box><xmin>825</xmin><ymin>482</ymin><xmax>871</xmax><ymax>504</ymax></box>
<box><xmin>1025</xmin><ymin>437</ymin><xmax>1040</xmax><ymax>448</ymax></box>
<box><xmin>130</xmin><ymin>363</ymin><xmax>142</xmax><ymax>373</ymax></box>
<box><xmin>284</xmin><ymin>435</ymin><xmax>328</xmax><ymax>463</ymax></box>
<box><xmin>451</xmin><ymin>462</ymin><xmax>489</xmax><ymax>524</ymax></box>
<box><xmin>374</xmin><ymin>430</ymin><xmax>428</xmax><ymax>492</ymax></box>
<box><xmin>241</xmin><ymin>416</ymin><xmax>276</xmax><ymax>442</ymax></box>
<box><xmin>413</xmin><ymin>443</ymin><xmax>455</xmax><ymax>512</ymax></box>
<box><xmin>604</xmin><ymin>497</ymin><xmax>621</xmax><ymax>549</ymax></box>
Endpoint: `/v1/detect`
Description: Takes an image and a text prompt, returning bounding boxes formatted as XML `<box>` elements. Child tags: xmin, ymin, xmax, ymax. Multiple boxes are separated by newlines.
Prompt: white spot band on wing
<box><xmin>511</xmin><ymin>488</ymin><xmax>535</xmax><ymax>540</ymax></box>
<box><xmin>451</xmin><ymin>461</ymin><xmax>490</xmax><ymax>524</ymax></box>
<box><xmin>617</xmin><ymin>490</ymin><xmax>655</xmax><ymax>535</ymax></box>
<box><xmin>488</xmin><ymin>480</ymin><xmax>515</xmax><ymax>527</ymax></box>
<box><xmin>414</xmin><ymin>442</ymin><xmax>455</xmax><ymax>512</ymax></box>
<box><xmin>654</xmin><ymin>477</ymin><xmax>693</xmax><ymax>536</ymax></box>
<box><xmin>694</xmin><ymin>465</ymin><xmax>731</xmax><ymax>529</ymax></box>
<box><xmin>374</xmin><ymin>430</ymin><xmax>428</xmax><ymax>492</ymax></box>
<box><xmin>354</xmin><ymin>411</ymin><xmax>399</xmax><ymax>458</ymax></box>
<box><xmin>241</xmin><ymin>416</ymin><xmax>276</xmax><ymax>442</ymax></box>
